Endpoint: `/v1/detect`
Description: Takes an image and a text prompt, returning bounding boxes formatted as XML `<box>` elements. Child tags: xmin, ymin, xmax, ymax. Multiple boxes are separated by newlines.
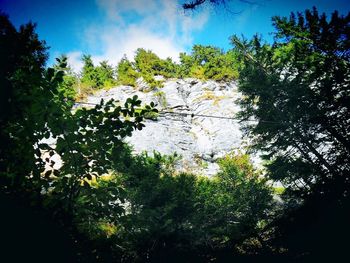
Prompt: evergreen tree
<box><xmin>234</xmin><ymin>8</ymin><xmax>350</xmax><ymax>198</ymax></box>
<box><xmin>233</xmin><ymin>8</ymin><xmax>350</xmax><ymax>260</ymax></box>
<box><xmin>178</xmin><ymin>45</ymin><xmax>239</xmax><ymax>80</ymax></box>
<box><xmin>0</xmin><ymin>13</ymin><xmax>157</xmax><ymax>262</ymax></box>
<box><xmin>54</xmin><ymin>54</ymin><xmax>78</xmax><ymax>104</ymax></box>
<box><xmin>81</xmin><ymin>54</ymin><xmax>100</xmax><ymax>88</ymax></box>
<box><xmin>134</xmin><ymin>48</ymin><xmax>161</xmax><ymax>75</ymax></box>
<box><xmin>96</xmin><ymin>60</ymin><xmax>116</xmax><ymax>88</ymax></box>
<box><xmin>116</xmin><ymin>55</ymin><xmax>139</xmax><ymax>86</ymax></box>
<box><xmin>134</xmin><ymin>48</ymin><xmax>165</xmax><ymax>89</ymax></box>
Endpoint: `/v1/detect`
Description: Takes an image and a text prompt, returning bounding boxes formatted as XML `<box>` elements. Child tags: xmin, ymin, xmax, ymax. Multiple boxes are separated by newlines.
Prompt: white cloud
<box><xmin>68</xmin><ymin>0</ymin><xmax>209</xmax><ymax>72</ymax></box>
<box><xmin>97</xmin><ymin>0</ymin><xmax>158</xmax><ymax>22</ymax></box>
<box><xmin>66</xmin><ymin>51</ymin><xmax>84</xmax><ymax>72</ymax></box>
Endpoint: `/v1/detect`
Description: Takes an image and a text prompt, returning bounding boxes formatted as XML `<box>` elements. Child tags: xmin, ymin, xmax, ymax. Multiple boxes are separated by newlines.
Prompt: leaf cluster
<box><xmin>233</xmin><ymin>8</ymin><xmax>350</xmax><ymax>199</ymax></box>
<box><xmin>80</xmin><ymin>55</ymin><xmax>117</xmax><ymax>93</ymax></box>
<box><xmin>102</xmin><ymin>151</ymin><xmax>273</xmax><ymax>261</ymax></box>
<box><xmin>232</xmin><ymin>8</ymin><xmax>350</xmax><ymax>259</ymax></box>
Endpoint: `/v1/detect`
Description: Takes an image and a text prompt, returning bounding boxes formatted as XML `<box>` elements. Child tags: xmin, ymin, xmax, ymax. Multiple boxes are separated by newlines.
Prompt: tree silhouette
<box><xmin>232</xmin><ymin>8</ymin><xmax>350</xmax><ymax>260</ymax></box>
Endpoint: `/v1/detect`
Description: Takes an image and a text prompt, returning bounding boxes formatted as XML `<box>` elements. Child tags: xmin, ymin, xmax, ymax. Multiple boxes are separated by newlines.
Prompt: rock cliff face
<box><xmin>86</xmin><ymin>78</ymin><xmax>246</xmax><ymax>175</ymax></box>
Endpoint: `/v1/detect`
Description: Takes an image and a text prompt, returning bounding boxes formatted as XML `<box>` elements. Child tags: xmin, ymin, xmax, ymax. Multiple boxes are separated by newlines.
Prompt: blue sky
<box><xmin>1</xmin><ymin>0</ymin><xmax>349</xmax><ymax>71</ymax></box>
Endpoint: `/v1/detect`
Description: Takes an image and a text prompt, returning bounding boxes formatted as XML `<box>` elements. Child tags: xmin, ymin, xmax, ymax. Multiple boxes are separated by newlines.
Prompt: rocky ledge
<box><xmin>86</xmin><ymin>78</ymin><xmax>246</xmax><ymax>176</ymax></box>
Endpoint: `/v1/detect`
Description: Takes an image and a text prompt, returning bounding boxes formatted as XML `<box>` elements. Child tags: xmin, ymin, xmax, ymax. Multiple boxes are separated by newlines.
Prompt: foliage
<box><xmin>96</xmin><ymin>60</ymin><xmax>116</xmax><ymax>88</ymax></box>
<box><xmin>182</xmin><ymin>0</ymin><xmax>224</xmax><ymax>10</ymax></box>
<box><xmin>0</xmin><ymin>12</ymin><xmax>271</xmax><ymax>262</ymax></box>
<box><xmin>81</xmin><ymin>54</ymin><xmax>100</xmax><ymax>89</ymax></box>
<box><xmin>104</xmin><ymin>151</ymin><xmax>273</xmax><ymax>261</ymax></box>
<box><xmin>134</xmin><ymin>48</ymin><xmax>178</xmax><ymax>79</ymax></box>
<box><xmin>133</xmin><ymin>102</ymin><xmax>159</xmax><ymax>120</ymax></box>
<box><xmin>197</xmin><ymin>153</ymin><xmax>272</xmax><ymax>246</ymax></box>
<box><xmin>133</xmin><ymin>48</ymin><xmax>169</xmax><ymax>90</ymax></box>
<box><xmin>116</xmin><ymin>56</ymin><xmax>139</xmax><ymax>86</ymax></box>
<box><xmin>178</xmin><ymin>45</ymin><xmax>239</xmax><ymax>81</ymax></box>
<box><xmin>159</xmin><ymin>57</ymin><xmax>179</xmax><ymax>78</ymax></box>
<box><xmin>143</xmin><ymin>110</ymin><xmax>160</xmax><ymax>120</ymax></box>
<box><xmin>0</xmin><ymin>12</ymin><xmax>53</xmax><ymax>195</ymax></box>
<box><xmin>134</xmin><ymin>48</ymin><xmax>162</xmax><ymax>76</ymax></box>
<box><xmin>233</xmin><ymin>8</ymin><xmax>350</xmax><ymax>199</ymax></box>
<box><xmin>140</xmin><ymin>72</ymin><xmax>164</xmax><ymax>91</ymax></box>
<box><xmin>182</xmin><ymin>0</ymin><xmax>258</xmax><ymax>11</ymax></box>
<box><xmin>0</xmin><ymin>13</ymin><xmax>157</xmax><ymax>262</ymax></box>
<box><xmin>7</xmin><ymin>7</ymin><xmax>349</xmax><ymax>262</ymax></box>
<box><xmin>196</xmin><ymin>90</ymin><xmax>227</xmax><ymax>105</ymax></box>
<box><xmin>233</xmin><ymin>7</ymin><xmax>350</xmax><ymax>260</ymax></box>
<box><xmin>116</xmin><ymin>46</ymin><xmax>240</xmax><ymax>91</ymax></box>
<box><xmin>81</xmin><ymin>55</ymin><xmax>116</xmax><ymax>91</ymax></box>
<box><xmin>54</xmin><ymin>55</ymin><xmax>78</xmax><ymax>105</ymax></box>
<box><xmin>45</xmin><ymin>95</ymin><xmax>157</xmax><ymax>215</ymax></box>
<box><xmin>74</xmin><ymin>172</ymin><xmax>124</xmax><ymax>240</ymax></box>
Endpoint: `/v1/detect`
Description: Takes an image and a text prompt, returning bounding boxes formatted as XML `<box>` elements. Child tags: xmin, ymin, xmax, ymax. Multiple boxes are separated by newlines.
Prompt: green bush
<box><xmin>80</xmin><ymin>54</ymin><xmax>100</xmax><ymax>88</ymax></box>
<box><xmin>179</xmin><ymin>45</ymin><xmax>240</xmax><ymax>81</ymax></box>
<box><xmin>54</xmin><ymin>55</ymin><xmax>78</xmax><ymax>104</ymax></box>
<box><xmin>116</xmin><ymin>56</ymin><xmax>139</xmax><ymax>86</ymax></box>
<box><xmin>144</xmin><ymin>110</ymin><xmax>159</xmax><ymax>120</ymax></box>
<box><xmin>96</xmin><ymin>60</ymin><xmax>116</xmax><ymax>88</ymax></box>
<box><xmin>93</xmin><ymin>151</ymin><xmax>273</xmax><ymax>260</ymax></box>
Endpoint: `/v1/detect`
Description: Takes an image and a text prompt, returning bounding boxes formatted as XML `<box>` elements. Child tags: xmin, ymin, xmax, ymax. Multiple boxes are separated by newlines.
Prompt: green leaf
<box><xmin>44</xmin><ymin>132</ymin><xmax>50</xmax><ymax>139</ymax></box>
<box><xmin>136</xmin><ymin>123</ymin><xmax>145</xmax><ymax>130</ymax></box>
<box><xmin>47</xmin><ymin>68</ymin><xmax>55</xmax><ymax>79</ymax></box>
<box><xmin>35</xmin><ymin>148</ymin><xmax>41</xmax><ymax>157</ymax></box>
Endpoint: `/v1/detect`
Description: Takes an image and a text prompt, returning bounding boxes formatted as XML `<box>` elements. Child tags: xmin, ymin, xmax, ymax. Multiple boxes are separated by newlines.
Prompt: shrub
<box><xmin>116</xmin><ymin>56</ymin><xmax>139</xmax><ymax>86</ymax></box>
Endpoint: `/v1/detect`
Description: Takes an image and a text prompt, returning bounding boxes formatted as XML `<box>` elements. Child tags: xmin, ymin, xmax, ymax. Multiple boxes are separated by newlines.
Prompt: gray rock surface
<box><xmin>86</xmin><ymin>78</ymin><xmax>246</xmax><ymax>176</ymax></box>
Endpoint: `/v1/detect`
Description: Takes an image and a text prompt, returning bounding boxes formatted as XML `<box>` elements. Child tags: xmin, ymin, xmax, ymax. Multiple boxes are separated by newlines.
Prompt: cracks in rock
<box><xmin>86</xmin><ymin>79</ymin><xmax>242</xmax><ymax>176</ymax></box>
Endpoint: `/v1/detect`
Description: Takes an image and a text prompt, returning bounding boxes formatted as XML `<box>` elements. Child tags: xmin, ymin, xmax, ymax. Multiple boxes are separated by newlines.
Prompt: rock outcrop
<box><xmin>86</xmin><ymin>78</ymin><xmax>246</xmax><ymax>176</ymax></box>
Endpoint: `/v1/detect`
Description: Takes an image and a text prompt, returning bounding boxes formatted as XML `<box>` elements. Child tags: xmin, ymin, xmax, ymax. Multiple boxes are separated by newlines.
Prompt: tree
<box><xmin>116</xmin><ymin>55</ymin><xmax>139</xmax><ymax>86</ymax></box>
<box><xmin>178</xmin><ymin>45</ymin><xmax>239</xmax><ymax>80</ymax></box>
<box><xmin>158</xmin><ymin>57</ymin><xmax>178</xmax><ymax>78</ymax></box>
<box><xmin>109</xmin><ymin>151</ymin><xmax>272</xmax><ymax>261</ymax></box>
<box><xmin>0</xmin><ymin>13</ymin><xmax>78</xmax><ymax>262</ymax></box>
<box><xmin>134</xmin><ymin>48</ymin><xmax>166</xmax><ymax>89</ymax></box>
<box><xmin>190</xmin><ymin>152</ymin><xmax>273</xmax><ymax>256</ymax></box>
<box><xmin>178</xmin><ymin>52</ymin><xmax>194</xmax><ymax>77</ymax></box>
<box><xmin>81</xmin><ymin>54</ymin><xmax>100</xmax><ymax>89</ymax></box>
<box><xmin>0</xmin><ymin>13</ymin><xmax>158</xmax><ymax>261</ymax></box>
<box><xmin>96</xmin><ymin>60</ymin><xmax>116</xmax><ymax>88</ymax></box>
<box><xmin>0</xmin><ymin>12</ymin><xmax>51</xmax><ymax>195</ymax></box>
<box><xmin>234</xmin><ymin>8</ymin><xmax>350</xmax><ymax>198</ymax></box>
<box><xmin>54</xmin><ymin>54</ymin><xmax>78</xmax><ymax>104</ymax></box>
<box><xmin>134</xmin><ymin>48</ymin><xmax>162</xmax><ymax>75</ymax></box>
<box><xmin>232</xmin><ymin>8</ymin><xmax>350</xmax><ymax>259</ymax></box>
